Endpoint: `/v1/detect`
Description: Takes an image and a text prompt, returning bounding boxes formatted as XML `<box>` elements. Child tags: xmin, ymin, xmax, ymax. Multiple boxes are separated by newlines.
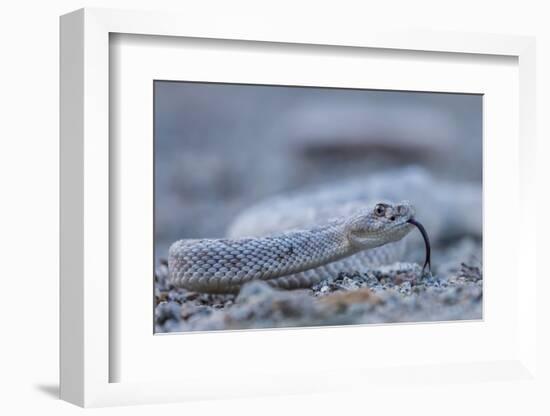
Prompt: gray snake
<box><xmin>168</xmin><ymin>167</ymin><xmax>481</xmax><ymax>293</ymax></box>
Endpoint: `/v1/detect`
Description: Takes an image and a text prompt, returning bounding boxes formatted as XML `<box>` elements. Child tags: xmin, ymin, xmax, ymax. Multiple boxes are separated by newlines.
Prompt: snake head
<box><xmin>346</xmin><ymin>201</ymin><xmax>416</xmax><ymax>249</ymax></box>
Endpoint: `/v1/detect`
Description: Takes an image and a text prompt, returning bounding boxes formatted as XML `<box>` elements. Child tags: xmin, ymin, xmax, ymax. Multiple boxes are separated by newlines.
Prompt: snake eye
<box><xmin>374</xmin><ymin>204</ymin><xmax>385</xmax><ymax>217</ymax></box>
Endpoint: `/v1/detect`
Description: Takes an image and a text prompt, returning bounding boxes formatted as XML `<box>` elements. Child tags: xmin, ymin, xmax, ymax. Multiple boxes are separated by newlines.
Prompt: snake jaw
<box><xmin>346</xmin><ymin>202</ymin><xmax>416</xmax><ymax>250</ymax></box>
<box><xmin>406</xmin><ymin>218</ymin><xmax>432</xmax><ymax>274</ymax></box>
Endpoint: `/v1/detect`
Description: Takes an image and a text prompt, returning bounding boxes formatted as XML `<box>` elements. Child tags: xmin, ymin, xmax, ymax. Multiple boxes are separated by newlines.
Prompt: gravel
<box><xmin>154</xmin><ymin>237</ymin><xmax>482</xmax><ymax>333</ymax></box>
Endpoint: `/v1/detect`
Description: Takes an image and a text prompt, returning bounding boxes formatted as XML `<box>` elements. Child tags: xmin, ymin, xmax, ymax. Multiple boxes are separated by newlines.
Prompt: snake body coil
<box><xmin>168</xmin><ymin>168</ymin><xmax>482</xmax><ymax>294</ymax></box>
<box><xmin>169</xmin><ymin>202</ymin><xmax>416</xmax><ymax>293</ymax></box>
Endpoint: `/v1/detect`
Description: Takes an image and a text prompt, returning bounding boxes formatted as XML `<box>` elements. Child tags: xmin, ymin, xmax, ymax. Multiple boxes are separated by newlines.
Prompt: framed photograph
<box><xmin>152</xmin><ymin>80</ymin><xmax>483</xmax><ymax>333</ymax></box>
<box><xmin>60</xmin><ymin>8</ymin><xmax>538</xmax><ymax>407</ymax></box>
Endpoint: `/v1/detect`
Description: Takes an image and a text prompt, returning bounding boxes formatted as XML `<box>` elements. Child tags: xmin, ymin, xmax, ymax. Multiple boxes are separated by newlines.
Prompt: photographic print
<box><xmin>154</xmin><ymin>81</ymin><xmax>482</xmax><ymax>333</ymax></box>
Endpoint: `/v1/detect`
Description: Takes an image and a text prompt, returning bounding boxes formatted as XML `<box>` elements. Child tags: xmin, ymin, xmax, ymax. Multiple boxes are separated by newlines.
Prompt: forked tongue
<box><xmin>406</xmin><ymin>218</ymin><xmax>431</xmax><ymax>274</ymax></box>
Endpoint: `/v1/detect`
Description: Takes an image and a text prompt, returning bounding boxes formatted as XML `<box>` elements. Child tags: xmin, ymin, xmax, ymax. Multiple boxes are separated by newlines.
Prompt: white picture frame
<box><xmin>60</xmin><ymin>7</ymin><xmax>538</xmax><ymax>407</ymax></box>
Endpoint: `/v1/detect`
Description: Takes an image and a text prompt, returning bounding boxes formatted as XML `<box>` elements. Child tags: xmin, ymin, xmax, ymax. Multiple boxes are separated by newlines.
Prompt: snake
<box><xmin>168</xmin><ymin>167</ymin><xmax>482</xmax><ymax>294</ymax></box>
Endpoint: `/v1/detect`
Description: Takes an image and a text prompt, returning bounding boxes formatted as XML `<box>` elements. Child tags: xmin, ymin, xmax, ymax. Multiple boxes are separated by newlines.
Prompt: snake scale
<box><xmin>168</xmin><ymin>167</ymin><xmax>482</xmax><ymax>293</ymax></box>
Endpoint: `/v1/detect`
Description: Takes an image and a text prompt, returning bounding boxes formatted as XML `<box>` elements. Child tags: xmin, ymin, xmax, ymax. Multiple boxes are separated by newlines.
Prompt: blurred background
<box><xmin>154</xmin><ymin>81</ymin><xmax>482</xmax><ymax>263</ymax></box>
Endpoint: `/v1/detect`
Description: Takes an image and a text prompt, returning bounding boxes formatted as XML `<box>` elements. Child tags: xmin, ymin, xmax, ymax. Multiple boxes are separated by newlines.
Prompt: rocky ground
<box><xmin>154</xmin><ymin>237</ymin><xmax>482</xmax><ymax>333</ymax></box>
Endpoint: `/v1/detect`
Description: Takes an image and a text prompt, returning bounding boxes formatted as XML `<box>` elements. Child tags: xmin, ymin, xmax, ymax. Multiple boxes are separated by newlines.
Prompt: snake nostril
<box><xmin>390</xmin><ymin>216</ymin><xmax>396</xmax><ymax>221</ymax></box>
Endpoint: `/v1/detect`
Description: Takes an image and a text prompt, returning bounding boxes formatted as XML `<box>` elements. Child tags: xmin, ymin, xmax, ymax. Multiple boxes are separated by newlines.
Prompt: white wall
<box><xmin>0</xmin><ymin>0</ymin><xmax>548</xmax><ymax>414</ymax></box>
